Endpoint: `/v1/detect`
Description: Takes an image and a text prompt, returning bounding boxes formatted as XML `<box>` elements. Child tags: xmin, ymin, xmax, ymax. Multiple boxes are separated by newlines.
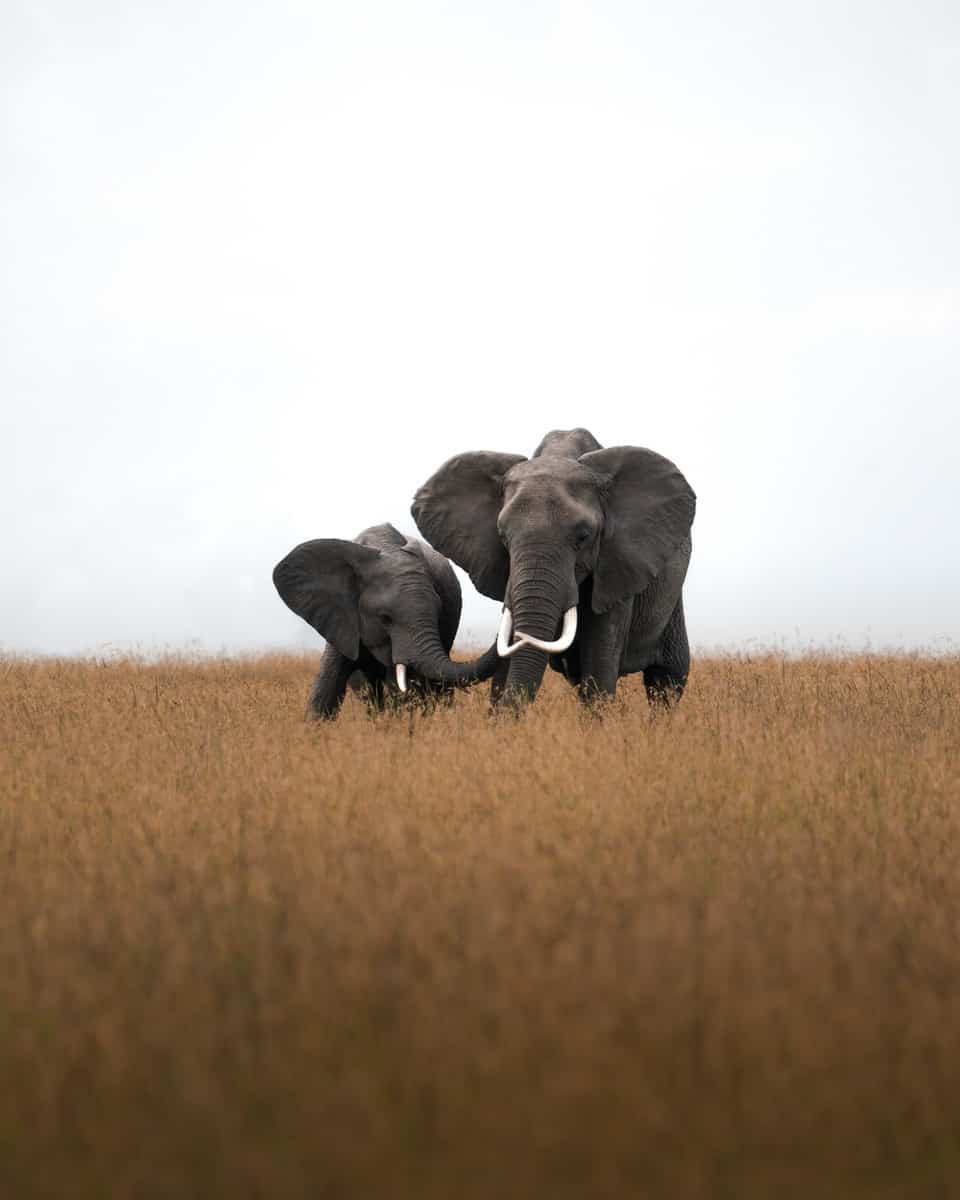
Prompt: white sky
<box><xmin>4</xmin><ymin>1</ymin><xmax>959</xmax><ymax>655</ymax></box>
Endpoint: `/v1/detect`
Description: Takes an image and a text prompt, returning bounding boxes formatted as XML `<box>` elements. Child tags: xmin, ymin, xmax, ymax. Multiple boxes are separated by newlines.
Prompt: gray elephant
<box><xmin>273</xmin><ymin>523</ymin><xmax>500</xmax><ymax>719</ymax></box>
<box><xmin>411</xmin><ymin>428</ymin><xmax>695</xmax><ymax>707</ymax></box>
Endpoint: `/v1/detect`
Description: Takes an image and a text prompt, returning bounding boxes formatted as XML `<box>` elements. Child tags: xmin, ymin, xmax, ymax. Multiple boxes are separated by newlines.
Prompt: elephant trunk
<box><xmin>500</xmin><ymin>544</ymin><xmax>577</xmax><ymax>704</ymax></box>
<box><xmin>404</xmin><ymin>629</ymin><xmax>501</xmax><ymax>689</ymax></box>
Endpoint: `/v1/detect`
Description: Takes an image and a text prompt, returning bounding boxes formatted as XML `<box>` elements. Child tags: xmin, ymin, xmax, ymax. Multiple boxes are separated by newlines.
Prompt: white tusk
<box><xmin>395</xmin><ymin>663</ymin><xmax>407</xmax><ymax>692</ymax></box>
<box><xmin>510</xmin><ymin>606</ymin><xmax>578</xmax><ymax>655</ymax></box>
<box><xmin>497</xmin><ymin>607</ymin><xmax>513</xmax><ymax>656</ymax></box>
<box><xmin>496</xmin><ymin>607</ymin><xmax>528</xmax><ymax>657</ymax></box>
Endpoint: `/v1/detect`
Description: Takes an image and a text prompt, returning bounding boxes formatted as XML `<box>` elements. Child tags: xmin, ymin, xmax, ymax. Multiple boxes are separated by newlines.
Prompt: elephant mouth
<box><xmin>496</xmin><ymin>607</ymin><xmax>578</xmax><ymax>657</ymax></box>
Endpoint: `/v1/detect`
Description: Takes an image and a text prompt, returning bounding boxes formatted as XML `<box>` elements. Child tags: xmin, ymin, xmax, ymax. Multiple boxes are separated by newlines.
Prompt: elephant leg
<box><xmin>308</xmin><ymin>646</ymin><xmax>354</xmax><ymax>720</ymax></box>
<box><xmin>644</xmin><ymin>597</ymin><xmax>690</xmax><ymax>707</ymax></box>
<box><xmin>345</xmin><ymin>666</ymin><xmax>391</xmax><ymax>715</ymax></box>
<box><xmin>362</xmin><ymin>676</ymin><xmax>389</xmax><ymax>715</ymax></box>
<box><xmin>489</xmin><ymin>658</ymin><xmax>511</xmax><ymax>706</ymax></box>
<box><xmin>576</xmin><ymin>600</ymin><xmax>632</xmax><ymax>704</ymax></box>
<box><xmin>549</xmin><ymin>635</ymin><xmax>583</xmax><ymax>687</ymax></box>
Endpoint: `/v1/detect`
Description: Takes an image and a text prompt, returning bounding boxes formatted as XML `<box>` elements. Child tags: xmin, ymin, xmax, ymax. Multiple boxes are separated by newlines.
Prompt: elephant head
<box><xmin>411</xmin><ymin>438</ymin><xmax>695</xmax><ymax>701</ymax></box>
<box><xmin>273</xmin><ymin>532</ymin><xmax>499</xmax><ymax>692</ymax></box>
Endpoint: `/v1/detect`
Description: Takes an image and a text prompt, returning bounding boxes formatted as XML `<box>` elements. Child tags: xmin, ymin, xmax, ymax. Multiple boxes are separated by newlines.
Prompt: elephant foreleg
<box><xmin>643</xmin><ymin>664</ymin><xmax>686</xmax><ymax>706</ymax></box>
<box><xmin>308</xmin><ymin>646</ymin><xmax>354</xmax><ymax>720</ymax></box>
<box><xmin>488</xmin><ymin>657</ymin><xmax>511</xmax><ymax>705</ymax></box>
<box><xmin>643</xmin><ymin>597</ymin><xmax>689</xmax><ymax>707</ymax></box>
<box><xmin>576</xmin><ymin>600</ymin><xmax>632</xmax><ymax>704</ymax></box>
<box><xmin>348</xmin><ymin>672</ymin><xmax>389</xmax><ymax>715</ymax></box>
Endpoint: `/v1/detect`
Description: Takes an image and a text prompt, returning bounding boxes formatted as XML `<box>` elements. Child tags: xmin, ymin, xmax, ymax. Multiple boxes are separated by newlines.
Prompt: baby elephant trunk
<box><xmin>401</xmin><ymin>631</ymin><xmax>501</xmax><ymax>691</ymax></box>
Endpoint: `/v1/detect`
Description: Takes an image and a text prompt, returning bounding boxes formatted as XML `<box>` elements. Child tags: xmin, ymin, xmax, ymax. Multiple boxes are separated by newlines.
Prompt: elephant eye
<box><xmin>574</xmin><ymin>523</ymin><xmax>592</xmax><ymax>547</ymax></box>
<box><xmin>379</xmin><ymin>612</ymin><xmax>392</xmax><ymax>626</ymax></box>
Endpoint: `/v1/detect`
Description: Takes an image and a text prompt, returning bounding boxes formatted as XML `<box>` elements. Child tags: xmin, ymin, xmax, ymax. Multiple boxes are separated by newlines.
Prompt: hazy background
<box><xmin>4</xmin><ymin>1</ymin><xmax>958</xmax><ymax>655</ymax></box>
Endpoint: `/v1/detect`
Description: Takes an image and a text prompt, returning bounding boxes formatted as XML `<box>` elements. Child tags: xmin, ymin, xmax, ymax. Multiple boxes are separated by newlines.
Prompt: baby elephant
<box><xmin>273</xmin><ymin>523</ymin><xmax>499</xmax><ymax>719</ymax></box>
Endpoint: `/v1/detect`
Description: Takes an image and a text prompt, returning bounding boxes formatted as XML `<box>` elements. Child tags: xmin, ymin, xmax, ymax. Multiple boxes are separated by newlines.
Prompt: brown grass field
<box><xmin>2</xmin><ymin>652</ymin><xmax>959</xmax><ymax>1198</ymax></box>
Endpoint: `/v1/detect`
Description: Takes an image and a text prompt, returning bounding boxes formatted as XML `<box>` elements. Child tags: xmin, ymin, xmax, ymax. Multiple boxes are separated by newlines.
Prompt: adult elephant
<box><xmin>273</xmin><ymin>523</ymin><xmax>500</xmax><ymax>719</ymax></box>
<box><xmin>411</xmin><ymin>429</ymin><xmax>695</xmax><ymax>707</ymax></box>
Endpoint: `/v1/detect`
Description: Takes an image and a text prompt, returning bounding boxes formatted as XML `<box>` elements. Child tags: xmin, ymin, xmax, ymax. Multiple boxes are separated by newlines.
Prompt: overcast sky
<box><xmin>4</xmin><ymin>1</ymin><xmax>959</xmax><ymax>656</ymax></box>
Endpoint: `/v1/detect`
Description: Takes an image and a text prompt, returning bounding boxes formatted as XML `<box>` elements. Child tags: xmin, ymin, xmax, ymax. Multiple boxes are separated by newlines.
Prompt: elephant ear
<box><xmin>272</xmin><ymin>539</ymin><xmax>381</xmax><ymax>659</ymax></box>
<box><xmin>411</xmin><ymin>451</ymin><xmax>526</xmax><ymax>601</ymax></box>
<box><xmin>580</xmin><ymin>446</ymin><xmax>696</xmax><ymax>613</ymax></box>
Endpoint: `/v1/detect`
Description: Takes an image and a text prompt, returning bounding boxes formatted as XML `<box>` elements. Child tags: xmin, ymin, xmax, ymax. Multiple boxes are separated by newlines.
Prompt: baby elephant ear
<box><xmin>580</xmin><ymin>446</ymin><xmax>696</xmax><ymax>614</ymax></box>
<box><xmin>411</xmin><ymin>451</ymin><xmax>526</xmax><ymax>601</ymax></box>
<box><xmin>272</xmin><ymin>539</ymin><xmax>381</xmax><ymax>659</ymax></box>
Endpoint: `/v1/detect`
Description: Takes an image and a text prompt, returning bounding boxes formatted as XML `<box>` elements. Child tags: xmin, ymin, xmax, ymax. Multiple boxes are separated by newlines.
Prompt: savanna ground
<box><xmin>1</xmin><ymin>651</ymin><xmax>959</xmax><ymax>1199</ymax></box>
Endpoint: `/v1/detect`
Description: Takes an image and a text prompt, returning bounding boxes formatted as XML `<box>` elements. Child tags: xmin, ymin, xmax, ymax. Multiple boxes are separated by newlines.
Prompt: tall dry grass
<box><xmin>1</xmin><ymin>652</ymin><xmax>959</xmax><ymax>1198</ymax></box>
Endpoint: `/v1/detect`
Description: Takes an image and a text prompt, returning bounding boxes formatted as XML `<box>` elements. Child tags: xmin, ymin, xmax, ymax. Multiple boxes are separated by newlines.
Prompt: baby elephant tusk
<box><xmin>510</xmin><ymin>606</ymin><xmax>578</xmax><ymax>655</ymax></box>
<box><xmin>395</xmin><ymin>663</ymin><xmax>407</xmax><ymax>693</ymax></box>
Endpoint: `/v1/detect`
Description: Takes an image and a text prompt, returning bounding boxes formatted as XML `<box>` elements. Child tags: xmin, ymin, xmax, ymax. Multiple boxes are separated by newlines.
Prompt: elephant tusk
<box><xmin>497</xmin><ymin>608</ymin><xmax>513</xmax><ymax>655</ymax></box>
<box><xmin>510</xmin><ymin>606</ymin><xmax>578</xmax><ymax>655</ymax></box>
<box><xmin>496</xmin><ymin>608</ymin><xmax>528</xmax><ymax>658</ymax></box>
<box><xmin>395</xmin><ymin>663</ymin><xmax>407</xmax><ymax>693</ymax></box>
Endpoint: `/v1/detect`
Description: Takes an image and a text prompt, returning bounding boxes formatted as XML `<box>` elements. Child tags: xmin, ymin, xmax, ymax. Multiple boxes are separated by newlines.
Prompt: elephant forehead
<box><xmin>503</xmin><ymin>457</ymin><xmax>602</xmax><ymax>503</ymax></box>
<box><xmin>377</xmin><ymin>548</ymin><xmax>429</xmax><ymax>581</ymax></box>
<box><xmin>377</xmin><ymin>552</ymin><xmax>443</xmax><ymax>599</ymax></box>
